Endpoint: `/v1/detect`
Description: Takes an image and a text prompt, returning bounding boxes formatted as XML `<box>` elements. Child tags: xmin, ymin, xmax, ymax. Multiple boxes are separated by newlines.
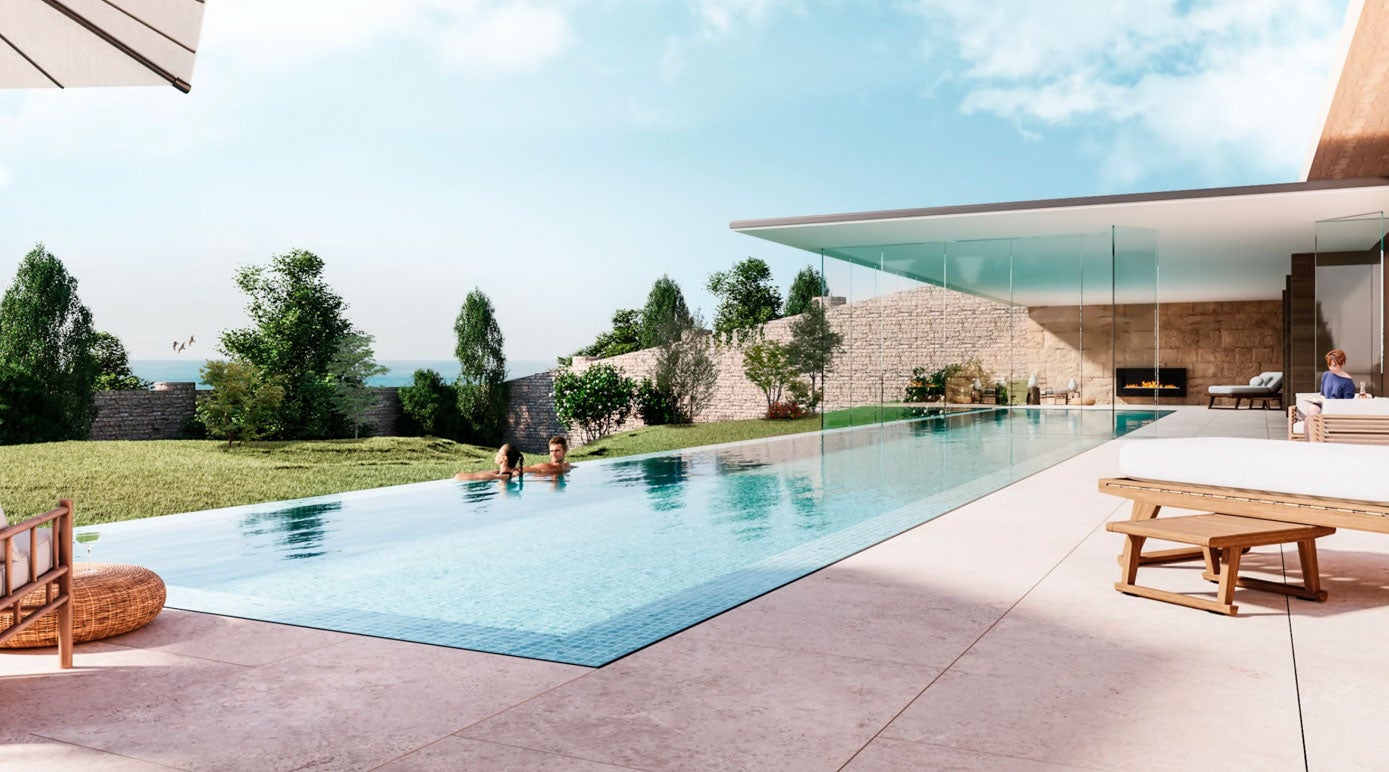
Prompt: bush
<box><xmin>766</xmin><ymin>401</ymin><xmax>806</xmax><ymax>420</ymax></box>
<box><xmin>553</xmin><ymin>364</ymin><xmax>637</xmax><ymax>443</ymax></box>
<box><xmin>637</xmin><ymin>378</ymin><xmax>678</xmax><ymax>426</ymax></box>
<box><xmin>398</xmin><ymin>369</ymin><xmax>463</xmax><ymax>438</ymax></box>
<box><xmin>652</xmin><ymin>322</ymin><xmax>717</xmax><ymax>423</ymax></box>
<box><xmin>196</xmin><ymin>361</ymin><xmax>286</xmax><ymax>447</ymax></box>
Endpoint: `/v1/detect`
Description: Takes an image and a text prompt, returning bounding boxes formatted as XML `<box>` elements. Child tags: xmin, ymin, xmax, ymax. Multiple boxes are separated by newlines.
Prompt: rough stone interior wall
<box><xmin>91</xmin><ymin>382</ymin><xmax>198</xmax><ymax>440</ymax></box>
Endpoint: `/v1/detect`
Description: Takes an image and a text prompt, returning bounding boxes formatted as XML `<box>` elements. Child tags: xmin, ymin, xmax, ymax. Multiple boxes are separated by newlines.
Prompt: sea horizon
<box><xmin>130</xmin><ymin>359</ymin><xmax>556</xmax><ymax>388</ymax></box>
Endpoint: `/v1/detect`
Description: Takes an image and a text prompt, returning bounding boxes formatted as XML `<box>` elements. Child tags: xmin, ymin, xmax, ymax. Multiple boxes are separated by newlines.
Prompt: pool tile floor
<box><xmin>3</xmin><ymin>405</ymin><xmax>1384</xmax><ymax>770</ymax></box>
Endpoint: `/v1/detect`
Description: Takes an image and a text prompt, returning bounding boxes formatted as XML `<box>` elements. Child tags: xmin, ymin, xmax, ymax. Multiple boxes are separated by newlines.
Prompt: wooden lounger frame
<box><xmin>1307</xmin><ymin>412</ymin><xmax>1389</xmax><ymax>445</ymax></box>
<box><xmin>0</xmin><ymin>500</ymin><xmax>74</xmax><ymax>668</ymax></box>
<box><xmin>1099</xmin><ymin>478</ymin><xmax>1389</xmax><ymax>566</ymax></box>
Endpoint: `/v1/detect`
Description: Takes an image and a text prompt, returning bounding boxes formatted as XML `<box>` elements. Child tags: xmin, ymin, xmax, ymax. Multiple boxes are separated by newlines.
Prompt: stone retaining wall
<box><xmin>91</xmin><ymin>383</ymin><xmax>404</xmax><ymax>440</ymax></box>
<box><xmin>499</xmin><ymin>284</ymin><xmax>1285</xmax><ymax>446</ymax></box>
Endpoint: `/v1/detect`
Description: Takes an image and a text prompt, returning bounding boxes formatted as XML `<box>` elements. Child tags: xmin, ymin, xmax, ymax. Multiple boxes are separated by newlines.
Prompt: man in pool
<box><xmin>524</xmin><ymin>435</ymin><xmax>573</xmax><ymax>475</ymax></box>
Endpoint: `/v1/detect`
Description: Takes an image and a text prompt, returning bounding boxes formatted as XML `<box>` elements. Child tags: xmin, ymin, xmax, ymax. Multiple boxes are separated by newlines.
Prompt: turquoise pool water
<box><xmin>78</xmin><ymin>408</ymin><xmax>1166</xmax><ymax>666</ymax></box>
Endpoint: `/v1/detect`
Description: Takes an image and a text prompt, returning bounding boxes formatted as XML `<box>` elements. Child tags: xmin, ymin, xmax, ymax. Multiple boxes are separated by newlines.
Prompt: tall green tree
<box><xmin>638</xmin><ymin>275</ymin><xmax>693</xmax><ymax>349</ymax></box>
<box><xmin>785</xmin><ymin>300</ymin><xmax>843</xmax><ymax>409</ymax></box>
<box><xmin>574</xmin><ymin>308</ymin><xmax>642</xmax><ymax>359</ymax></box>
<box><xmin>220</xmin><ymin>249</ymin><xmax>354</xmax><ymax>439</ymax></box>
<box><xmin>784</xmin><ymin>266</ymin><xmax>827</xmax><ymax>317</ymax></box>
<box><xmin>327</xmin><ymin>331</ymin><xmax>388</xmax><ymax>439</ymax></box>
<box><xmin>742</xmin><ymin>340</ymin><xmax>798</xmax><ymax>411</ymax></box>
<box><xmin>707</xmin><ymin>257</ymin><xmax>782</xmax><ymax>343</ymax></box>
<box><xmin>651</xmin><ymin>311</ymin><xmax>716</xmax><ymax>423</ymax></box>
<box><xmin>0</xmin><ymin>244</ymin><xmax>99</xmax><ymax>442</ymax></box>
<box><xmin>92</xmin><ymin>331</ymin><xmax>152</xmax><ymax>390</ymax></box>
<box><xmin>454</xmin><ymin>288</ymin><xmax>508</xmax><ymax>444</ymax></box>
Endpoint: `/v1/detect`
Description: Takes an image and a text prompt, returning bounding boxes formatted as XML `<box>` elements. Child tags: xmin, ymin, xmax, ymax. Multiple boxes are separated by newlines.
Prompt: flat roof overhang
<box><xmin>731</xmin><ymin>178</ymin><xmax>1389</xmax><ymax>305</ymax></box>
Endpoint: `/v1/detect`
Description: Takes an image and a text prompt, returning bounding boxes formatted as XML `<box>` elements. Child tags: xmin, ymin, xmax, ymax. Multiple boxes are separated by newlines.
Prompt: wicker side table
<box><xmin>0</xmin><ymin>562</ymin><xmax>165</xmax><ymax>648</ymax></box>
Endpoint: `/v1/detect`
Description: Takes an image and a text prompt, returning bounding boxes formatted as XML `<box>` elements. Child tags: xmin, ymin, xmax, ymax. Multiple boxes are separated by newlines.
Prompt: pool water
<box><xmin>78</xmin><ymin>408</ymin><xmax>1166</xmax><ymax>666</ymax></box>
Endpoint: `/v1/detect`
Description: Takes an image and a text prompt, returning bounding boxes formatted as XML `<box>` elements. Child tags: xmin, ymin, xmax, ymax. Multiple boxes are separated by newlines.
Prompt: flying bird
<box><xmin>188</xmin><ymin>335</ymin><xmax>195</xmax><ymax>346</ymax></box>
<box><xmin>177</xmin><ymin>342</ymin><xmax>186</xmax><ymax>353</ymax></box>
<box><xmin>172</xmin><ymin>340</ymin><xmax>179</xmax><ymax>351</ymax></box>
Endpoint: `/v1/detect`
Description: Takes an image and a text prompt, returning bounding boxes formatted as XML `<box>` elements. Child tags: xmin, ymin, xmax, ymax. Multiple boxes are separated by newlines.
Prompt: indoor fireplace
<box><xmin>1115</xmin><ymin>367</ymin><xmax>1188</xmax><ymax>398</ymax></box>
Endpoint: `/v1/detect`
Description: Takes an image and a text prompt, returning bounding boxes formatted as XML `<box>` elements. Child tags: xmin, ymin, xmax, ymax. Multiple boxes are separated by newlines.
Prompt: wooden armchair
<box><xmin>0</xmin><ymin>500</ymin><xmax>74</xmax><ymax>668</ymax></box>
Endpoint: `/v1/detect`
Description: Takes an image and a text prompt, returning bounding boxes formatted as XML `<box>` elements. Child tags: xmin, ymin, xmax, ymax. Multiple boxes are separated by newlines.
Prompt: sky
<box><xmin>0</xmin><ymin>0</ymin><xmax>1352</xmax><ymax>361</ymax></box>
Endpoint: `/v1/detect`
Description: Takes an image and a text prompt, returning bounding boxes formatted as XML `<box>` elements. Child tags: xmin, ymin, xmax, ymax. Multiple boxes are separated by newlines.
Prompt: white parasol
<box><xmin>0</xmin><ymin>0</ymin><xmax>204</xmax><ymax>92</ymax></box>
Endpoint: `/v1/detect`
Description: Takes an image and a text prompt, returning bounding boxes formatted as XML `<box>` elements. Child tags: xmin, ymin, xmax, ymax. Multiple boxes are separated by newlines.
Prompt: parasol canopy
<box><xmin>0</xmin><ymin>0</ymin><xmax>204</xmax><ymax>93</ymax></box>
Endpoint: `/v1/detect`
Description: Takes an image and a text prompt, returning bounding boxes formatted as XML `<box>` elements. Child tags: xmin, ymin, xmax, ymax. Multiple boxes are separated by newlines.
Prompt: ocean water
<box><xmin>130</xmin><ymin>359</ymin><xmax>555</xmax><ymax>387</ymax></box>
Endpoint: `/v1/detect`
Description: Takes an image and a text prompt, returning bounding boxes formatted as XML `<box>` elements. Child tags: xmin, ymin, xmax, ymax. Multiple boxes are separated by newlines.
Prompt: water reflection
<box><xmin>240</xmin><ymin>501</ymin><xmax>341</xmax><ymax>560</ymax></box>
<box><xmin>634</xmin><ymin>456</ymin><xmax>688</xmax><ymax>512</ymax></box>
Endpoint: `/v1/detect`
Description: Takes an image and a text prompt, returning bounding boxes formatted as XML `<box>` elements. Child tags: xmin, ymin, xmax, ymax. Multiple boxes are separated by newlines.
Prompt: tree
<box><xmin>707</xmin><ymin>257</ymin><xmax>781</xmax><ymax>343</ymax></box>
<box><xmin>574</xmin><ymin>308</ymin><xmax>642</xmax><ymax>359</ymax></box>
<box><xmin>455</xmin><ymin>288</ymin><xmax>508</xmax><ymax>444</ymax></box>
<box><xmin>552</xmin><ymin>363</ymin><xmax>637</xmax><ymax>443</ymax></box>
<box><xmin>0</xmin><ymin>243</ymin><xmax>99</xmax><ymax>442</ymax></box>
<box><xmin>785</xmin><ymin>300</ymin><xmax>843</xmax><ymax>410</ymax></box>
<box><xmin>651</xmin><ymin>313</ymin><xmax>717</xmax><ymax>423</ymax></box>
<box><xmin>220</xmin><ymin>249</ymin><xmax>354</xmax><ymax>439</ymax></box>
<box><xmin>196</xmin><ymin>360</ymin><xmax>286</xmax><ymax>448</ymax></box>
<box><xmin>784</xmin><ymin>266</ymin><xmax>827</xmax><ymax>317</ymax></box>
<box><xmin>327</xmin><ymin>331</ymin><xmax>388</xmax><ymax>439</ymax></box>
<box><xmin>398</xmin><ymin>369</ymin><xmax>463</xmax><ymax>438</ymax></box>
<box><xmin>742</xmin><ymin>340</ymin><xmax>799</xmax><ymax>411</ymax></box>
<box><xmin>92</xmin><ymin>331</ymin><xmax>152</xmax><ymax>390</ymax></box>
<box><xmin>638</xmin><ymin>276</ymin><xmax>693</xmax><ymax>349</ymax></box>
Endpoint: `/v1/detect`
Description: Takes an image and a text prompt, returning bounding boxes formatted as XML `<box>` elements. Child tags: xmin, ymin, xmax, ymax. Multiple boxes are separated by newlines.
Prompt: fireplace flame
<box><xmin>1127</xmin><ymin>380</ymin><xmax>1180</xmax><ymax>390</ymax></box>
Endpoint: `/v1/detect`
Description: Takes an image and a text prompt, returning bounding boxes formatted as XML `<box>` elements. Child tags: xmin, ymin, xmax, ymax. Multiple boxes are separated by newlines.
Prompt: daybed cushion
<box><xmin>1119</xmin><ymin>437</ymin><xmax>1389</xmax><ymax>504</ymax></box>
<box><xmin>1322</xmin><ymin>397</ymin><xmax>1389</xmax><ymax>416</ymax></box>
<box><xmin>2</xmin><ymin>527</ymin><xmax>54</xmax><ymax>594</ymax></box>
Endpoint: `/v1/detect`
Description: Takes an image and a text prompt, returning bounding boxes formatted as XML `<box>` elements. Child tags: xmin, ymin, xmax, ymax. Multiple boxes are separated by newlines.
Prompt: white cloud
<box><xmin>437</xmin><ymin>4</ymin><xmax>572</xmax><ymax>74</ymax></box>
<box><xmin>203</xmin><ymin>0</ymin><xmax>573</xmax><ymax>75</ymax></box>
<box><xmin>658</xmin><ymin>0</ymin><xmax>802</xmax><ymax>83</ymax></box>
<box><xmin>909</xmin><ymin>0</ymin><xmax>1347</xmax><ymax>185</ymax></box>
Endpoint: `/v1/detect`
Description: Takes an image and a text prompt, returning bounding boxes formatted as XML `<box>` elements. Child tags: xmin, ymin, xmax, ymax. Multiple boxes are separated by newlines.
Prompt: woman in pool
<box><xmin>454</xmin><ymin>444</ymin><xmax>525</xmax><ymax>481</ymax></box>
<box><xmin>1303</xmin><ymin>348</ymin><xmax>1357</xmax><ymax>416</ymax></box>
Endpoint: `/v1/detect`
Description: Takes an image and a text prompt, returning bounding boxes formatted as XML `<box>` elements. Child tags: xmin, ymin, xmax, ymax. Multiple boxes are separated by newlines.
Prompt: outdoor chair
<box><xmin>1207</xmin><ymin>371</ymin><xmax>1283</xmax><ymax>410</ymax></box>
<box><xmin>1307</xmin><ymin>397</ymin><xmax>1389</xmax><ymax>445</ymax></box>
<box><xmin>0</xmin><ymin>501</ymin><xmax>75</xmax><ymax>668</ymax></box>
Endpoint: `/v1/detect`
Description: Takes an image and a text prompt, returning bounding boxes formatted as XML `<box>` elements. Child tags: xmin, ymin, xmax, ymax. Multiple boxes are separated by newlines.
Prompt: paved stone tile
<box><xmin>0</xmin><ymin>641</ymin><xmax>243</xmax><ymax>748</ymax></box>
<box><xmin>682</xmin><ymin>570</ymin><xmax>1009</xmax><ymax>668</ymax></box>
<box><xmin>106</xmin><ymin>609</ymin><xmax>348</xmax><ymax>666</ymax></box>
<box><xmin>844</xmin><ymin>737</ymin><xmax>1093</xmax><ymax>771</ymax></box>
<box><xmin>0</xmin><ymin>737</ymin><xmax>176</xmax><ymax>771</ymax></box>
<box><xmin>376</xmin><ymin>736</ymin><xmax>639</xmax><ymax>771</ymax></box>
<box><xmin>30</xmin><ymin>635</ymin><xmax>588</xmax><ymax>772</ymax></box>
<box><xmin>461</xmin><ymin>635</ymin><xmax>939</xmax><ymax>772</ymax></box>
<box><xmin>881</xmin><ymin>529</ymin><xmax>1305</xmax><ymax>770</ymax></box>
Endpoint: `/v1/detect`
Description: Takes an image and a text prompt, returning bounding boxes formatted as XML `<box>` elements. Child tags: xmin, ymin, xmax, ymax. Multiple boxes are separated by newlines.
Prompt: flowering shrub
<box><xmin>553</xmin><ymin>363</ymin><xmax>638</xmax><ymax>443</ymax></box>
<box><xmin>765</xmin><ymin>400</ymin><xmax>807</xmax><ymax>420</ymax></box>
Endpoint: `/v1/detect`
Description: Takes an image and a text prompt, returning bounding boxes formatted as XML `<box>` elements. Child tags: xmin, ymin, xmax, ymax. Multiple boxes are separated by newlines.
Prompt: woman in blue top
<box><xmin>1303</xmin><ymin>349</ymin><xmax>1356</xmax><ymax>418</ymax></box>
<box><xmin>1320</xmin><ymin>348</ymin><xmax>1356</xmax><ymax>399</ymax></box>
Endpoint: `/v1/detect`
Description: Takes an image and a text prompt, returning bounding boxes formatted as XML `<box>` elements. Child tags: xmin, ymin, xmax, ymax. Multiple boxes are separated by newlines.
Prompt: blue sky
<box><xmin>0</xmin><ymin>0</ymin><xmax>1350</xmax><ymax>361</ymax></box>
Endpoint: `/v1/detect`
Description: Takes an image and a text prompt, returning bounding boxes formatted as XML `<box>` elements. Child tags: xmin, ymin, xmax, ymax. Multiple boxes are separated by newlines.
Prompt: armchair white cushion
<box><xmin>2</xmin><ymin>526</ymin><xmax>54</xmax><ymax>594</ymax></box>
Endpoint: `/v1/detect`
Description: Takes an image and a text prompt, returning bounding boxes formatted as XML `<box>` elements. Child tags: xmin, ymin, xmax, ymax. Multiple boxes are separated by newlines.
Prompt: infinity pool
<box><xmin>78</xmin><ymin>408</ymin><xmax>1166</xmax><ymax>666</ymax></box>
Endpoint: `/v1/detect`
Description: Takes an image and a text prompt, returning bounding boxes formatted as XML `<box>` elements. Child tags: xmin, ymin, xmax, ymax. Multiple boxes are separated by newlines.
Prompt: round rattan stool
<box><xmin>0</xmin><ymin>562</ymin><xmax>165</xmax><ymax>648</ymax></box>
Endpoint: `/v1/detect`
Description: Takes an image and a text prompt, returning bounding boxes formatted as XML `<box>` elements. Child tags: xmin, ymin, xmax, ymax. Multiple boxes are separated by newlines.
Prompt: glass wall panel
<box><xmin>1113</xmin><ymin>227</ymin><xmax>1161</xmax><ymax>416</ymax></box>
<box><xmin>1314</xmin><ymin>214</ymin><xmax>1384</xmax><ymax>396</ymax></box>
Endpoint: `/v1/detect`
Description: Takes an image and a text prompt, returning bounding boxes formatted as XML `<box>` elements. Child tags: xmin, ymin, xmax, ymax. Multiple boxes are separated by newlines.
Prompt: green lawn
<box><xmin>0</xmin><ymin>417</ymin><xmax>824</xmax><ymax>526</ymax></box>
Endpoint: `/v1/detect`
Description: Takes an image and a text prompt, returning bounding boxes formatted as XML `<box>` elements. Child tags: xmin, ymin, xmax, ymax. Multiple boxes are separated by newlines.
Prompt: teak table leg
<box><xmin>1215</xmin><ymin>546</ymin><xmax>1242</xmax><ymax>615</ymax></box>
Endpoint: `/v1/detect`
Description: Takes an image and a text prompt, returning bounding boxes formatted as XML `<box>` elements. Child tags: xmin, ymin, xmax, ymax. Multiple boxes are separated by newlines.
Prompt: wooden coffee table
<box><xmin>0</xmin><ymin>562</ymin><xmax>165</xmax><ymax>648</ymax></box>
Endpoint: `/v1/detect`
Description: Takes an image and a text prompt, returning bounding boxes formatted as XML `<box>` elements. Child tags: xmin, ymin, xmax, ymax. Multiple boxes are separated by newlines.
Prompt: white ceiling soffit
<box><xmin>0</xmin><ymin>0</ymin><xmax>204</xmax><ymax>92</ymax></box>
<box><xmin>731</xmin><ymin>180</ymin><xmax>1389</xmax><ymax>306</ymax></box>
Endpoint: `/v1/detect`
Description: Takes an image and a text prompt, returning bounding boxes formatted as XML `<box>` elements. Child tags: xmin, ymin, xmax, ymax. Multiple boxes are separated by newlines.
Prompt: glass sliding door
<box><xmin>1314</xmin><ymin>213</ymin><xmax>1385</xmax><ymax>396</ymax></box>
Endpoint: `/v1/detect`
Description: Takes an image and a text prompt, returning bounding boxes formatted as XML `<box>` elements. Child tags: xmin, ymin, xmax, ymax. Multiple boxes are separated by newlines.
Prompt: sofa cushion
<box><xmin>1119</xmin><ymin>437</ymin><xmax>1389</xmax><ymax>504</ymax></box>
<box><xmin>1261</xmin><ymin>372</ymin><xmax>1284</xmax><ymax>392</ymax></box>
<box><xmin>1322</xmin><ymin>397</ymin><xmax>1389</xmax><ymax>416</ymax></box>
<box><xmin>1209</xmin><ymin>385</ymin><xmax>1275</xmax><ymax>396</ymax></box>
<box><xmin>2</xmin><ymin>527</ymin><xmax>54</xmax><ymax>594</ymax></box>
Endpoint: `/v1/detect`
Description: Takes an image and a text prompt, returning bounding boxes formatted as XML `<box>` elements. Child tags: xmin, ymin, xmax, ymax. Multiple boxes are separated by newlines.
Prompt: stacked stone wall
<box><xmin>498</xmin><ymin>284</ymin><xmax>1286</xmax><ymax>446</ymax></box>
<box><xmin>91</xmin><ymin>382</ymin><xmax>198</xmax><ymax>440</ymax></box>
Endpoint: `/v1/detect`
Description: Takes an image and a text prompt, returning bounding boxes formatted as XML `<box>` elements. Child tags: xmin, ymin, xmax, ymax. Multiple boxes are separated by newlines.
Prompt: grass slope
<box><xmin>0</xmin><ymin>417</ymin><xmax>822</xmax><ymax>526</ymax></box>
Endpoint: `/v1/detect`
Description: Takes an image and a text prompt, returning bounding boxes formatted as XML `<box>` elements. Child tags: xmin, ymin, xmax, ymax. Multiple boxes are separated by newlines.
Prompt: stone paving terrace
<box><xmin>2</xmin><ymin>407</ymin><xmax>1384</xmax><ymax>770</ymax></box>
